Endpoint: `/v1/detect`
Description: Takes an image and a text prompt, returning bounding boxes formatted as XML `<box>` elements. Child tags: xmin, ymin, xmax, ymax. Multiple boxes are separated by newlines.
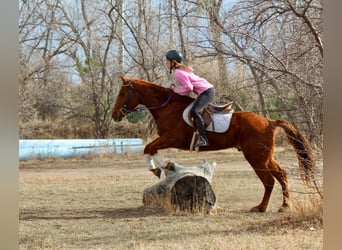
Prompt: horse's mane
<box><xmin>133</xmin><ymin>78</ymin><xmax>194</xmax><ymax>104</ymax></box>
<box><xmin>133</xmin><ymin>78</ymin><xmax>165</xmax><ymax>91</ymax></box>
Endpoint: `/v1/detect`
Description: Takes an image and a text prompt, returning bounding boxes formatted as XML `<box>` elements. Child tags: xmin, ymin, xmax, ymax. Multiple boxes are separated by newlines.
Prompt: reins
<box><xmin>119</xmin><ymin>80</ymin><xmax>173</xmax><ymax>115</ymax></box>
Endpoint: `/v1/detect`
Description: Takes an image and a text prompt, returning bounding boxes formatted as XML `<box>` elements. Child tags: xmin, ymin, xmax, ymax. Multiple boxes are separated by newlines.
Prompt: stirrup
<box><xmin>194</xmin><ymin>136</ymin><xmax>209</xmax><ymax>147</ymax></box>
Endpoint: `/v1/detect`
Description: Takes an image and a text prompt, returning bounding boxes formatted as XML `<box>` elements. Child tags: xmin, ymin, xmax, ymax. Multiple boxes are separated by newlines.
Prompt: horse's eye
<box><xmin>119</xmin><ymin>91</ymin><xmax>125</xmax><ymax>97</ymax></box>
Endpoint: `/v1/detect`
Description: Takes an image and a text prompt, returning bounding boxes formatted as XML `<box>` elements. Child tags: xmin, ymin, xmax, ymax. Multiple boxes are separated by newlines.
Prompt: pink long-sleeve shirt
<box><xmin>173</xmin><ymin>68</ymin><xmax>214</xmax><ymax>96</ymax></box>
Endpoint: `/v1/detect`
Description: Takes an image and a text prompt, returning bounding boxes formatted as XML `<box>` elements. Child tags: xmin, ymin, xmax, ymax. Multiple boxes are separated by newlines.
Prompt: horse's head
<box><xmin>112</xmin><ymin>76</ymin><xmax>140</xmax><ymax>121</ymax></box>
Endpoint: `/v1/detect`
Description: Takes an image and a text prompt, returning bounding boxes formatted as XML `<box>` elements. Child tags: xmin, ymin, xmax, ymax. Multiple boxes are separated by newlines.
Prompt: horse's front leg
<box><xmin>144</xmin><ymin>136</ymin><xmax>176</xmax><ymax>178</ymax></box>
<box><xmin>144</xmin><ymin>154</ymin><xmax>165</xmax><ymax>178</ymax></box>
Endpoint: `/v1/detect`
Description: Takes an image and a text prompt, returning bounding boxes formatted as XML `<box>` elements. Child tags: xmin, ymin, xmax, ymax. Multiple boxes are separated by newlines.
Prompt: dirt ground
<box><xmin>19</xmin><ymin>146</ymin><xmax>323</xmax><ymax>185</ymax></box>
<box><xmin>19</xmin><ymin>148</ymin><xmax>323</xmax><ymax>249</ymax></box>
<box><xmin>19</xmin><ymin>149</ymin><xmax>250</xmax><ymax>177</ymax></box>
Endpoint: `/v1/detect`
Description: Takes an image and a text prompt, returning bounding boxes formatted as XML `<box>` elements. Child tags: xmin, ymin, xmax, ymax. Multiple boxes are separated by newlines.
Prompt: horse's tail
<box><xmin>273</xmin><ymin>119</ymin><xmax>315</xmax><ymax>185</ymax></box>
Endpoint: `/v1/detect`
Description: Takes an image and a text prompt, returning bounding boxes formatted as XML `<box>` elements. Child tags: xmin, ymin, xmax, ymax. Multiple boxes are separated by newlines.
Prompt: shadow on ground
<box><xmin>19</xmin><ymin>206</ymin><xmax>166</xmax><ymax>221</ymax></box>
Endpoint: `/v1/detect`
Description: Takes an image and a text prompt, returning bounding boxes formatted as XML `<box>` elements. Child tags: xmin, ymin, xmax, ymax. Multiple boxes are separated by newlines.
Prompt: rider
<box><xmin>165</xmin><ymin>49</ymin><xmax>215</xmax><ymax>147</ymax></box>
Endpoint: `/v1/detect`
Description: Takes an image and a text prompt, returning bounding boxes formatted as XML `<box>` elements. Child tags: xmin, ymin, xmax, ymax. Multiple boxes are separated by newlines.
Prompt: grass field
<box><xmin>19</xmin><ymin>148</ymin><xmax>323</xmax><ymax>249</ymax></box>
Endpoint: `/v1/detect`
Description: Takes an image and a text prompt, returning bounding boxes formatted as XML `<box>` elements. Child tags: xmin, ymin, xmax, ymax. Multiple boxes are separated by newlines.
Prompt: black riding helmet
<box><xmin>165</xmin><ymin>50</ymin><xmax>183</xmax><ymax>63</ymax></box>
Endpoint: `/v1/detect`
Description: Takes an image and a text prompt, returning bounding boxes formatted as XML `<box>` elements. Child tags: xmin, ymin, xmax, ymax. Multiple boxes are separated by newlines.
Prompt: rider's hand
<box><xmin>168</xmin><ymin>83</ymin><xmax>176</xmax><ymax>89</ymax></box>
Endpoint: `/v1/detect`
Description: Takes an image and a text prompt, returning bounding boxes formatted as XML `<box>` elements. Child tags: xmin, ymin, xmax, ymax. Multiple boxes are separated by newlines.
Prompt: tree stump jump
<box><xmin>143</xmin><ymin>160</ymin><xmax>217</xmax><ymax>213</ymax></box>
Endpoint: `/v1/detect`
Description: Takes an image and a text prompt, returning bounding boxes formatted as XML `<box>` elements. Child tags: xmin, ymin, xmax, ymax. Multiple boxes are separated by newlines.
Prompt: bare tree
<box><xmin>199</xmin><ymin>0</ymin><xmax>323</xmax><ymax>145</ymax></box>
<box><xmin>54</xmin><ymin>0</ymin><xmax>122</xmax><ymax>138</ymax></box>
<box><xmin>198</xmin><ymin>0</ymin><xmax>232</xmax><ymax>100</ymax></box>
<box><xmin>18</xmin><ymin>0</ymin><xmax>322</xmax><ymax>147</ymax></box>
<box><xmin>19</xmin><ymin>0</ymin><xmax>72</xmax><ymax>123</ymax></box>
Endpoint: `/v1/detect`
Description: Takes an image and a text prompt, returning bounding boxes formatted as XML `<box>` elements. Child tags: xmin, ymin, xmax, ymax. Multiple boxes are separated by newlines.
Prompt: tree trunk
<box><xmin>143</xmin><ymin>160</ymin><xmax>216</xmax><ymax>213</ymax></box>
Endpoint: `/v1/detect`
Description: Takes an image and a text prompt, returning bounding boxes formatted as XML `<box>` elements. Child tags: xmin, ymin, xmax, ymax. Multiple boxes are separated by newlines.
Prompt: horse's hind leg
<box><xmin>269</xmin><ymin>159</ymin><xmax>290</xmax><ymax>212</ymax></box>
<box><xmin>250</xmin><ymin>165</ymin><xmax>275</xmax><ymax>213</ymax></box>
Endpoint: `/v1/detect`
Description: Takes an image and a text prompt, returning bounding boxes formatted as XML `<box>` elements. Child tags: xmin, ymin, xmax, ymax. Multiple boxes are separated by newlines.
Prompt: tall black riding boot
<box><xmin>193</xmin><ymin>116</ymin><xmax>209</xmax><ymax>147</ymax></box>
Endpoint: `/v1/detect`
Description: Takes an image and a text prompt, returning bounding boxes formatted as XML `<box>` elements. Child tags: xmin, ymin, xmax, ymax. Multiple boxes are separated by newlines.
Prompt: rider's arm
<box><xmin>173</xmin><ymin>70</ymin><xmax>193</xmax><ymax>95</ymax></box>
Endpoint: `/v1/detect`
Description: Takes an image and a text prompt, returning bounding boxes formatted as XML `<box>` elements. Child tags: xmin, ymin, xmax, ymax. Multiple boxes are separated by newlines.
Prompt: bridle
<box><xmin>120</xmin><ymin>81</ymin><xmax>135</xmax><ymax>112</ymax></box>
<box><xmin>117</xmin><ymin>80</ymin><xmax>173</xmax><ymax>116</ymax></box>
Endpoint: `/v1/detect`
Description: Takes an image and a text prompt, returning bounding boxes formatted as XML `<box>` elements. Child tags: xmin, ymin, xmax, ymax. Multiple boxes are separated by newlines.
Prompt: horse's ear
<box><xmin>120</xmin><ymin>75</ymin><xmax>129</xmax><ymax>83</ymax></box>
<box><xmin>120</xmin><ymin>76</ymin><xmax>131</xmax><ymax>84</ymax></box>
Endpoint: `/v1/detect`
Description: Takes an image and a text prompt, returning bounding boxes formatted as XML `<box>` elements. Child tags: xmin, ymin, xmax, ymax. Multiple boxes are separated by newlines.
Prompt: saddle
<box><xmin>188</xmin><ymin>101</ymin><xmax>234</xmax><ymax>130</ymax></box>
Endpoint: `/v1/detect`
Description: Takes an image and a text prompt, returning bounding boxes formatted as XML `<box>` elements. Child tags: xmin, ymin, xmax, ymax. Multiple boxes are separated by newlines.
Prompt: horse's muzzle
<box><xmin>112</xmin><ymin>115</ymin><xmax>122</xmax><ymax>122</ymax></box>
<box><xmin>112</xmin><ymin>108</ymin><xmax>125</xmax><ymax>121</ymax></box>
<box><xmin>112</xmin><ymin>112</ymin><xmax>123</xmax><ymax>122</ymax></box>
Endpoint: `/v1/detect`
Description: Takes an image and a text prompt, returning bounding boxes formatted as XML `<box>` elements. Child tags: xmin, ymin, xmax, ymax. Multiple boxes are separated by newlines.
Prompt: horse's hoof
<box><xmin>278</xmin><ymin>205</ymin><xmax>289</xmax><ymax>213</ymax></box>
<box><xmin>150</xmin><ymin>168</ymin><xmax>162</xmax><ymax>178</ymax></box>
<box><xmin>164</xmin><ymin>161</ymin><xmax>175</xmax><ymax>171</ymax></box>
<box><xmin>249</xmin><ymin>206</ymin><xmax>266</xmax><ymax>213</ymax></box>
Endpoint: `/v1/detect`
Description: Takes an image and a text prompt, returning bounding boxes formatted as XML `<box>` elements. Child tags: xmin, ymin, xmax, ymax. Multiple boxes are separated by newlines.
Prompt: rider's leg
<box><xmin>190</xmin><ymin>88</ymin><xmax>215</xmax><ymax>147</ymax></box>
<box><xmin>192</xmin><ymin>114</ymin><xmax>209</xmax><ymax>147</ymax></box>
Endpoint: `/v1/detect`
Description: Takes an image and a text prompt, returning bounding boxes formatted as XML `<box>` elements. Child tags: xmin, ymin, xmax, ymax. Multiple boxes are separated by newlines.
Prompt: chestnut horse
<box><xmin>112</xmin><ymin>76</ymin><xmax>315</xmax><ymax>212</ymax></box>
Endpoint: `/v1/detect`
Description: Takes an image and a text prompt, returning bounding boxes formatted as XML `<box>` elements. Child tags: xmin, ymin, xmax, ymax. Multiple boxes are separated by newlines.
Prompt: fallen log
<box><xmin>143</xmin><ymin>160</ymin><xmax>216</xmax><ymax>213</ymax></box>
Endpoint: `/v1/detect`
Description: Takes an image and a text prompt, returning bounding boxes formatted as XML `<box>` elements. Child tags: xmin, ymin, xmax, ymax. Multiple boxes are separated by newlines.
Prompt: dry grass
<box><xmin>19</xmin><ymin>119</ymin><xmax>148</xmax><ymax>139</ymax></box>
<box><xmin>19</xmin><ymin>149</ymin><xmax>323</xmax><ymax>249</ymax></box>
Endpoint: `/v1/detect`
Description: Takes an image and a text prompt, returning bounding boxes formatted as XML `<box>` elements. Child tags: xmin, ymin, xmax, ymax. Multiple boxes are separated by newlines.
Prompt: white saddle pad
<box><xmin>182</xmin><ymin>101</ymin><xmax>234</xmax><ymax>133</ymax></box>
